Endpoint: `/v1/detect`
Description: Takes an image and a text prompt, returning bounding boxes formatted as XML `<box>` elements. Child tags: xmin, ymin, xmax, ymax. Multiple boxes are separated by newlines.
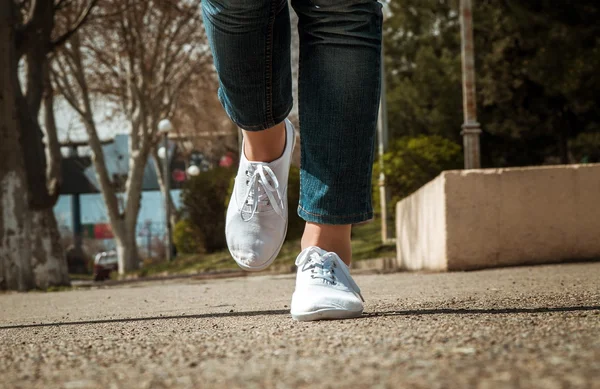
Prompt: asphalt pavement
<box><xmin>1</xmin><ymin>262</ymin><xmax>599</xmax><ymax>389</ymax></box>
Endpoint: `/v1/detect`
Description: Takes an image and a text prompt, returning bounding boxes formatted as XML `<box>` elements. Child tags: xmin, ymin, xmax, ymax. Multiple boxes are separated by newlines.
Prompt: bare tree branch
<box><xmin>21</xmin><ymin>0</ymin><xmax>38</xmax><ymax>30</ymax></box>
<box><xmin>54</xmin><ymin>0</ymin><xmax>70</xmax><ymax>11</ymax></box>
<box><xmin>50</xmin><ymin>66</ymin><xmax>87</xmax><ymax>118</ymax></box>
<box><xmin>43</xmin><ymin>68</ymin><xmax>62</xmax><ymax>198</ymax></box>
<box><xmin>52</xmin><ymin>0</ymin><xmax>99</xmax><ymax>48</ymax></box>
<box><xmin>49</xmin><ymin>0</ymin><xmax>219</xmax><ymax>271</ymax></box>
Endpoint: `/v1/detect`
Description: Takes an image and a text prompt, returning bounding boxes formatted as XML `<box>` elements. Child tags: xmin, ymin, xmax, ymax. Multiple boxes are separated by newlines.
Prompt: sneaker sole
<box><xmin>291</xmin><ymin>308</ymin><xmax>363</xmax><ymax>322</ymax></box>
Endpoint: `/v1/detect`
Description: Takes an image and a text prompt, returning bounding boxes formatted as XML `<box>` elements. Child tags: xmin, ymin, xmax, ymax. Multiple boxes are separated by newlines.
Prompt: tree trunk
<box><xmin>117</xmin><ymin>145</ymin><xmax>150</xmax><ymax>272</ymax></box>
<box><xmin>56</xmin><ymin>32</ymin><xmax>147</xmax><ymax>276</ymax></box>
<box><xmin>43</xmin><ymin>68</ymin><xmax>62</xmax><ymax>198</ymax></box>
<box><xmin>0</xmin><ymin>172</ymin><xmax>34</xmax><ymax>291</ymax></box>
<box><xmin>31</xmin><ymin>209</ymin><xmax>70</xmax><ymax>288</ymax></box>
<box><xmin>17</xmin><ymin>0</ymin><xmax>57</xmax><ymax>211</ymax></box>
<box><xmin>114</xmin><ymin>219</ymin><xmax>139</xmax><ymax>274</ymax></box>
<box><xmin>0</xmin><ymin>5</ymin><xmax>35</xmax><ymax>290</ymax></box>
<box><xmin>26</xmin><ymin>62</ymin><xmax>70</xmax><ymax>289</ymax></box>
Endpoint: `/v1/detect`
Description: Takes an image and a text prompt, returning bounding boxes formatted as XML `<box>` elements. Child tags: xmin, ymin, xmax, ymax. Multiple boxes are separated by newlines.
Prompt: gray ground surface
<box><xmin>1</xmin><ymin>262</ymin><xmax>599</xmax><ymax>389</ymax></box>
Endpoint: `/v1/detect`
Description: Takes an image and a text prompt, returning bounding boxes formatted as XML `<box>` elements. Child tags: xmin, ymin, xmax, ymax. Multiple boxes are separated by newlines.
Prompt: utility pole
<box><xmin>460</xmin><ymin>0</ymin><xmax>482</xmax><ymax>169</ymax></box>
<box><xmin>377</xmin><ymin>44</ymin><xmax>392</xmax><ymax>244</ymax></box>
<box><xmin>378</xmin><ymin>0</ymin><xmax>393</xmax><ymax>244</ymax></box>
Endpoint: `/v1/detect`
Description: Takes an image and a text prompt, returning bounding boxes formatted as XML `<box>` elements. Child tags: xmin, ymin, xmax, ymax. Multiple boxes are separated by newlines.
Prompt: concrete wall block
<box><xmin>396</xmin><ymin>173</ymin><xmax>448</xmax><ymax>271</ymax></box>
<box><xmin>396</xmin><ymin>163</ymin><xmax>600</xmax><ymax>271</ymax></box>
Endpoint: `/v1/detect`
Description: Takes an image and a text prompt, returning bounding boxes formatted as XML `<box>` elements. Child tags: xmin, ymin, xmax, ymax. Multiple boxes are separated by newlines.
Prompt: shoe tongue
<box><xmin>309</xmin><ymin>248</ymin><xmax>341</xmax><ymax>268</ymax></box>
<box><xmin>305</xmin><ymin>246</ymin><xmax>328</xmax><ymax>258</ymax></box>
<box><xmin>242</xmin><ymin>193</ymin><xmax>271</xmax><ymax>213</ymax></box>
<box><xmin>296</xmin><ymin>246</ymin><xmax>326</xmax><ymax>267</ymax></box>
<box><xmin>242</xmin><ymin>163</ymin><xmax>276</xmax><ymax>211</ymax></box>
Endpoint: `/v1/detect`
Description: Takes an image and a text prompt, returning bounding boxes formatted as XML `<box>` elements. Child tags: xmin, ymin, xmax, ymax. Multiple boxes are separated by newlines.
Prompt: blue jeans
<box><xmin>203</xmin><ymin>0</ymin><xmax>383</xmax><ymax>224</ymax></box>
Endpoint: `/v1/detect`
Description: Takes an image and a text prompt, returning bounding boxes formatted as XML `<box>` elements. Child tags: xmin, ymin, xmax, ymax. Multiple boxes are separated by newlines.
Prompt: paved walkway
<box><xmin>1</xmin><ymin>262</ymin><xmax>599</xmax><ymax>388</ymax></box>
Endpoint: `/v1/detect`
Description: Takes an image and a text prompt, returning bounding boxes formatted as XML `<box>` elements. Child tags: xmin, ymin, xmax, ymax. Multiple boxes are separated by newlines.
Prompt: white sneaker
<box><xmin>226</xmin><ymin>119</ymin><xmax>295</xmax><ymax>271</ymax></box>
<box><xmin>291</xmin><ymin>246</ymin><xmax>365</xmax><ymax>321</ymax></box>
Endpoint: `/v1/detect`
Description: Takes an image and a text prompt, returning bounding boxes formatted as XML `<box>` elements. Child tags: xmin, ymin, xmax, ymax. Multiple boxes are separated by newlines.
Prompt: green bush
<box><xmin>181</xmin><ymin>167</ymin><xmax>236</xmax><ymax>253</ymax></box>
<box><xmin>226</xmin><ymin>165</ymin><xmax>304</xmax><ymax>242</ymax></box>
<box><xmin>173</xmin><ymin>219</ymin><xmax>204</xmax><ymax>255</ymax></box>
<box><xmin>569</xmin><ymin>132</ymin><xmax>600</xmax><ymax>163</ymax></box>
<box><xmin>374</xmin><ymin>135</ymin><xmax>463</xmax><ymax>216</ymax></box>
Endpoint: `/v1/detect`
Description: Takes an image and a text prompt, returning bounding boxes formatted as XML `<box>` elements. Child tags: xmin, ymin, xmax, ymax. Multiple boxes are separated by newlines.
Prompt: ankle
<box><xmin>301</xmin><ymin>223</ymin><xmax>352</xmax><ymax>266</ymax></box>
<box><xmin>243</xmin><ymin>121</ymin><xmax>286</xmax><ymax>162</ymax></box>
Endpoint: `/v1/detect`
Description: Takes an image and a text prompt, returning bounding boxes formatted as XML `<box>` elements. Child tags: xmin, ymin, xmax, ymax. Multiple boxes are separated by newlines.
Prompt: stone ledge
<box><xmin>396</xmin><ymin>163</ymin><xmax>600</xmax><ymax>271</ymax></box>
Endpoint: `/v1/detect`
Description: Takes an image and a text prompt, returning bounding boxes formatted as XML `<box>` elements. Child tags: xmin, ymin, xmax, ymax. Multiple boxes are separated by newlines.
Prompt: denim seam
<box><xmin>297</xmin><ymin>27</ymin><xmax>305</xmax><ymax>220</ymax></box>
<box><xmin>264</xmin><ymin>0</ymin><xmax>278</xmax><ymax>128</ymax></box>
<box><xmin>298</xmin><ymin>205</ymin><xmax>372</xmax><ymax>220</ymax></box>
<box><xmin>231</xmin><ymin>102</ymin><xmax>293</xmax><ymax>132</ymax></box>
<box><xmin>298</xmin><ymin>206</ymin><xmax>374</xmax><ymax>225</ymax></box>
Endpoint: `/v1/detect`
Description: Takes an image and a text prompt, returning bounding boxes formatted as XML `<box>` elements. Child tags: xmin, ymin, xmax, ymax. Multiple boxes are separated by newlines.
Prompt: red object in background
<box><xmin>219</xmin><ymin>152</ymin><xmax>235</xmax><ymax>167</ymax></box>
<box><xmin>94</xmin><ymin>223</ymin><xmax>114</xmax><ymax>239</ymax></box>
<box><xmin>172</xmin><ymin>169</ymin><xmax>186</xmax><ymax>182</ymax></box>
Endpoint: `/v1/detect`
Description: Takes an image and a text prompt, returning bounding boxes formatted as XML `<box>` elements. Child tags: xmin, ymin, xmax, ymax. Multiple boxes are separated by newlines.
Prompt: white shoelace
<box><xmin>296</xmin><ymin>247</ymin><xmax>365</xmax><ymax>302</ymax></box>
<box><xmin>241</xmin><ymin>164</ymin><xmax>285</xmax><ymax>222</ymax></box>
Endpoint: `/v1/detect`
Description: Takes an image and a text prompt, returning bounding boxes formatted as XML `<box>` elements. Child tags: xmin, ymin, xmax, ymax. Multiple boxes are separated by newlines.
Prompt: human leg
<box><xmin>202</xmin><ymin>0</ymin><xmax>296</xmax><ymax>270</ymax></box>
<box><xmin>202</xmin><ymin>0</ymin><xmax>293</xmax><ymax>131</ymax></box>
<box><xmin>301</xmin><ymin>223</ymin><xmax>351</xmax><ymax>265</ymax></box>
<box><xmin>290</xmin><ymin>0</ymin><xmax>383</xmax><ymax>320</ymax></box>
<box><xmin>292</xmin><ymin>0</ymin><xmax>383</xmax><ymax>230</ymax></box>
